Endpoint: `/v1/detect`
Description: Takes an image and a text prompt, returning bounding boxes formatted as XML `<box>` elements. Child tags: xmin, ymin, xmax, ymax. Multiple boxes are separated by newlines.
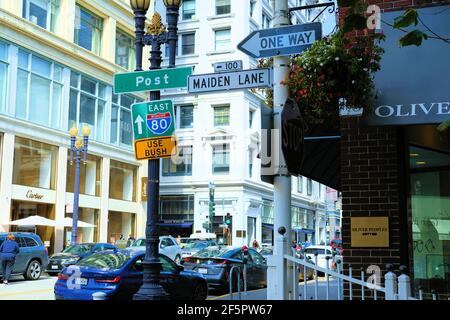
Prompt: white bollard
<box><xmin>397</xmin><ymin>274</ymin><xmax>412</xmax><ymax>300</ymax></box>
<box><xmin>92</xmin><ymin>292</ymin><xmax>107</xmax><ymax>300</ymax></box>
<box><xmin>384</xmin><ymin>271</ymin><xmax>397</xmax><ymax>300</ymax></box>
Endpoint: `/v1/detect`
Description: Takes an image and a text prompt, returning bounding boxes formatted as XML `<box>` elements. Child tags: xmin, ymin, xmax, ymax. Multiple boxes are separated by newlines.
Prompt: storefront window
<box><xmin>111</xmin><ymin>94</ymin><xmax>141</xmax><ymax>147</ymax></box>
<box><xmin>0</xmin><ymin>41</ymin><xmax>8</xmax><ymax>114</ymax></box>
<box><xmin>160</xmin><ymin>195</ymin><xmax>194</xmax><ymax>221</ymax></box>
<box><xmin>66</xmin><ymin>152</ymin><xmax>101</xmax><ymax>196</ymax></box>
<box><xmin>69</xmin><ymin>72</ymin><xmax>107</xmax><ymax>142</ymax></box>
<box><xmin>109</xmin><ymin>160</ymin><xmax>137</xmax><ymax>202</ymax></box>
<box><xmin>65</xmin><ymin>209</ymin><xmax>99</xmax><ymax>244</ymax></box>
<box><xmin>13</xmin><ymin>137</ymin><xmax>58</xmax><ymax>190</ymax></box>
<box><xmin>11</xmin><ymin>201</ymin><xmax>55</xmax><ymax>253</ymax></box>
<box><xmin>108</xmin><ymin>211</ymin><xmax>136</xmax><ymax>244</ymax></box>
<box><xmin>408</xmin><ymin>125</ymin><xmax>450</xmax><ymax>298</ymax></box>
<box><xmin>15</xmin><ymin>49</ymin><xmax>64</xmax><ymax>129</ymax></box>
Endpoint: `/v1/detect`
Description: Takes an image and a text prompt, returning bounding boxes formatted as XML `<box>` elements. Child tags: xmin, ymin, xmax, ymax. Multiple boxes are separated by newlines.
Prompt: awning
<box><xmin>300</xmin><ymin>123</ymin><xmax>340</xmax><ymax>190</ymax></box>
<box><xmin>157</xmin><ymin>222</ymin><xmax>193</xmax><ymax>228</ymax></box>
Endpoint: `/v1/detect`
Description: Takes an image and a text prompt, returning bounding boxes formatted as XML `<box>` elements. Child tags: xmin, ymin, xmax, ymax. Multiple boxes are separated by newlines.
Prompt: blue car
<box><xmin>54</xmin><ymin>249</ymin><xmax>208</xmax><ymax>300</ymax></box>
<box><xmin>46</xmin><ymin>243</ymin><xmax>117</xmax><ymax>276</ymax></box>
<box><xmin>0</xmin><ymin>232</ymin><xmax>48</xmax><ymax>280</ymax></box>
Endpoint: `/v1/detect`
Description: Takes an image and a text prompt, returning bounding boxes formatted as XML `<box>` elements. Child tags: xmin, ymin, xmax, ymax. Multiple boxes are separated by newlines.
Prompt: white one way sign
<box><xmin>238</xmin><ymin>22</ymin><xmax>322</xmax><ymax>59</ymax></box>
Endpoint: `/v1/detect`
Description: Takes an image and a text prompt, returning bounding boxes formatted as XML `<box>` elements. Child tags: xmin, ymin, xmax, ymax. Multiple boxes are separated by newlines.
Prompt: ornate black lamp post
<box><xmin>68</xmin><ymin>124</ymin><xmax>91</xmax><ymax>245</ymax></box>
<box><xmin>129</xmin><ymin>0</ymin><xmax>182</xmax><ymax>300</ymax></box>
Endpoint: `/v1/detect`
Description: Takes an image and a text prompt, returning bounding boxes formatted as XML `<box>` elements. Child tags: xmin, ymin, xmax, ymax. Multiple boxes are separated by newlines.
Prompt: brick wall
<box><xmin>338</xmin><ymin>0</ymin><xmax>450</xmax><ymax>299</ymax></box>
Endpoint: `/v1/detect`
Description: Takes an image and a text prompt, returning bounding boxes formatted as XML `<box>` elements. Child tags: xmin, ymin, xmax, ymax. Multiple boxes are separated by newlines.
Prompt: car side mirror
<box><xmin>177</xmin><ymin>265</ymin><xmax>184</xmax><ymax>272</ymax></box>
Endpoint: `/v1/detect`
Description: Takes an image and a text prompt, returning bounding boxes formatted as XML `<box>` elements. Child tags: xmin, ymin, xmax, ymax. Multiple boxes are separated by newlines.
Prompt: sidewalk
<box><xmin>208</xmin><ymin>278</ymin><xmax>341</xmax><ymax>300</ymax></box>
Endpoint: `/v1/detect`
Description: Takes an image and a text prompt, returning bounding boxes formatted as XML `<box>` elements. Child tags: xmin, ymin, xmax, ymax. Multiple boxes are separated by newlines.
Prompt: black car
<box><xmin>46</xmin><ymin>243</ymin><xmax>117</xmax><ymax>276</ymax></box>
<box><xmin>182</xmin><ymin>246</ymin><xmax>267</xmax><ymax>291</ymax></box>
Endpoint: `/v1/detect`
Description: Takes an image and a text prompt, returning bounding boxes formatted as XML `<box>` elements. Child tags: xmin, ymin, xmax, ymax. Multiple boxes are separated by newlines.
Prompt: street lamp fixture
<box><xmin>68</xmin><ymin>124</ymin><xmax>90</xmax><ymax>245</ymax></box>
<box><xmin>130</xmin><ymin>0</ymin><xmax>182</xmax><ymax>300</ymax></box>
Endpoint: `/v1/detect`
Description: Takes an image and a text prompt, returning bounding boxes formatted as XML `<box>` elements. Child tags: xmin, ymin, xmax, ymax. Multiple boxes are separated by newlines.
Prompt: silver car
<box><xmin>129</xmin><ymin>235</ymin><xmax>183</xmax><ymax>264</ymax></box>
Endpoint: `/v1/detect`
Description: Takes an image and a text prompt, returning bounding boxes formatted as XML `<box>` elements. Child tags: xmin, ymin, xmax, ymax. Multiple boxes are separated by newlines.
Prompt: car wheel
<box><xmin>25</xmin><ymin>260</ymin><xmax>42</xmax><ymax>280</ymax></box>
<box><xmin>193</xmin><ymin>283</ymin><xmax>208</xmax><ymax>300</ymax></box>
<box><xmin>174</xmin><ymin>255</ymin><xmax>181</xmax><ymax>264</ymax></box>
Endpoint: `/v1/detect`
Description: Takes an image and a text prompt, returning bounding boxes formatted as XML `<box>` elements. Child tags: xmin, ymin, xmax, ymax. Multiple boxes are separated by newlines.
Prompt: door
<box><xmin>249</xmin><ymin>249</ymin><xmax>267</xmax><ymax>287</ymax></box>
<box><xmin>13</xmin><ymin>237</ymin><xmax>28</xmax><ymax>274</ymax></box>
<box><xmin>120</xmin><ymin>255</ymin><xmax>144</xmax><ymax>299</ymax></box>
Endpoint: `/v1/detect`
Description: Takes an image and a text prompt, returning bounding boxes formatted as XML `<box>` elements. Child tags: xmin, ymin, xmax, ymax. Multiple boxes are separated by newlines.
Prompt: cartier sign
<box><xmin>26</xmin><ymin>190</ymin><xmax>44</xmax><ymax>200</ymax></box>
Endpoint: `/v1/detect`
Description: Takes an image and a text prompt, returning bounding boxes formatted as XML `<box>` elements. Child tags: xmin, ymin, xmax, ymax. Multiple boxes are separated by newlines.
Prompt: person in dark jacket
<box><xmin>0</xmin><ymin>233</ymin><xmax>20</xmax><ymax>284</ymax></box>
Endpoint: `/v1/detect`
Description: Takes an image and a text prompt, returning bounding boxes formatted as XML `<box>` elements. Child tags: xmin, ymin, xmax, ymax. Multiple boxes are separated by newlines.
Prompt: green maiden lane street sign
<box><xmin>114</xmin><ymin>66</ymin><xmax>193</xmax><ymax>94</ymax></box>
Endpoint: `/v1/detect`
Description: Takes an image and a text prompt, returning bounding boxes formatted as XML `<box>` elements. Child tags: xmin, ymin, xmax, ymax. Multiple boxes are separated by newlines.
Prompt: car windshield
<box><xmin>77</xmin><ymin>252</ymin><xmax>133</xmax><ymax>270</ymax></box>
<box><xmin>131</xmin><ymin>239</ymin><xmax>146</xmax><ymax>247</ymax></box>
<box><xmin>192</xmin><ymin>247</ymin><xmax>233</xmax><ymax>258</ymax></box>
<box><xmin>184</xmin><ymin>242</ymin><xmax>207</xmax><ymax>250</ymax></box>
<box><xmin>63</xmin><ymin>244</ymin><xmax>93</xmax><ymax>254</ymax></box>
<box><xmin>305</xmin><ymin>248</ymin><xmax>326</xmax><ymax>255</ymax></box>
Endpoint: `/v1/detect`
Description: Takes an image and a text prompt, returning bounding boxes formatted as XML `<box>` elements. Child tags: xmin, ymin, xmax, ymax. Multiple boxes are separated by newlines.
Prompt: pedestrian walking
<box><xmin>0</xmin><ymin>233</ymin><xmax>20</xmax><ymax>285</ymax></box>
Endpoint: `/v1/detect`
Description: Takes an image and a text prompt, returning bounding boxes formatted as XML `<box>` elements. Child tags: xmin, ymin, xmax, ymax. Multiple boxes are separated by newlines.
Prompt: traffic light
<box><xmin>225</xmin><ymin>212</ymin><xmax>232</xmax><ymax>226</ymax></box>
<box><xmin>209</xmin><ymin>201</ymin><xmax>215</xmax><ymax>216</ymax></box>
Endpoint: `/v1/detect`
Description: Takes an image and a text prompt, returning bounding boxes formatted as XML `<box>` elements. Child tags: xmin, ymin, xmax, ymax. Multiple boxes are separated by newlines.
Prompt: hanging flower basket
<box><xmin>258</xmin><ymin>31</ymin><xmax>385</xmax><ymax>125</ymax></box>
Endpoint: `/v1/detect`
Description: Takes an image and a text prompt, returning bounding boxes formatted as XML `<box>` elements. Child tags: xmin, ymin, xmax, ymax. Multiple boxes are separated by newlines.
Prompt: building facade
<box><xmin>0</xmin><ymin>0</ymin><xmax>333</xmax><ymax>253</ymax></box>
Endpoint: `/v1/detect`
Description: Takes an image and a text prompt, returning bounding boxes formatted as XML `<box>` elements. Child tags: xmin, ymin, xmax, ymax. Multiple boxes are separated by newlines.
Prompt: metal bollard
<box><xmin>92</xmin><ymin>292</ymin><xmax>107</xmax><ymax>300</ymax></box>
<box><xmin>229</xmin><ymin>266</ymin><xmax>241</xmax><ymax>300</ymax></box>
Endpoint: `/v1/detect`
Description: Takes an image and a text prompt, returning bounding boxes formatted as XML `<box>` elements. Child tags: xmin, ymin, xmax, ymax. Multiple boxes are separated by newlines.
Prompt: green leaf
<box><xmin>342</xmin><ymin>13</ymin><xmax>367</xmax><ymax>33</ymax></box>
<box><xmin>437</xmin><ymin>121</ymin><xmax>450</xmax><ymax>132</ymax></box>
<box><xmin>398</xmin><ymin>30</ymin><xmax>428</xmax><ymax>47</ymax></box>
<box><xmin>393</xmin><ymin>9</ymin><xmax>419</xmax><ymax>29</ymax></box>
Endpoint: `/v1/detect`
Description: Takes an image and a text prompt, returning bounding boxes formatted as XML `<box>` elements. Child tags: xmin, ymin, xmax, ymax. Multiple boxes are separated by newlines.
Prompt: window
<box><xmin>307</xmin><ymin>178</ymin><xmax>312</xmax><ymax>196</ymax></box>
<box><xmin>66</xmin><ymin>153</ymin><xmax>101</xmax><ymax>196</ymax></box>
<box><xmin>179</xmin><ymin>105</ymin><xmax>194</xmax><ymax>129</ymax></box>
<box><xmin>74</xmin><ymin>5</ymin><xmax>103</xmax><ymax>55</ymax></box>
<box><xmin>13</xmin><ymin>136</ymin><xmax>58</xmax><ymax>190</ymax></box>
<box><xmin>15</xmin><ymin>50</ymin><xmax>64</xmax><ymax>129</ymax></box>
<box><xmin>69</xmin><ymin>72</ymin><xmax>107</xmax><ymax>141</ymax></box>
<box><xmin>250</xmin><ymin>0</ymin><xmax>256</xmax><ymax>17</ymax></box>
<box><xmin>214</xmin><ymin>106</ymin><xmax>230</xmax><ymax>126</ymax></box>
<box><xmin>216</xmin><ymin>0</ymin><xmax>231</xmax><ymax>15</ymax></box>
<box><xmin>181</xmin><ymin>33</ymin><xmax>195</xmax><ymax>55</ymax></box>
<box><xmin>182</xmin><ymin>0</ymin><xmax>195</xmax><ymax>20</ymax></box>
<box><xmin>24</xmin><ymin>237</ymin><xmax>38</xmax><ymax>247</ymax></box>
<box><xmin>116</xmin><ymin>29</ymin><xmax>135</xmax><ymax>70</ymax></box>
<box><xmin>215</xmin><ymin>29</ymin><xmax>231</xmax><ymax>51</ymax></box>
<box><xmin>160</xmin><ymin>195</ymin><xmax>194</xmax><ymax>221</ymax></box>
<box><xmin>249</xmin><ymin>109</ymin><xmax>255</xmax><ymax>128</ymax></box>
<box><xmin>298</xmin><ymin>176</ymin><xmax>303</xmax><ymax>193</ymax></box>
<box><xmin>22</xmin><ymin>0</ymin><xmax>60</xmax><ymax>32</ymax></box>
<box><xmin>0</xmin><ymin>41</ymin><xmax>8</xmax><ymax>113</ymax></box>
<box><xmin>262</xmin><ymin>13</ymin><xmax>271</xmax><ymax>29</ymax></box>
<box><xmin>249</xmin><ymin>150</ymin><xmax>253</xmax><ymax>178</ymax></box>
<box><xmin>111</xmin><ymin>94</ymin><xmax>141</xmax><ymax>147</ymax></box>
<box><xmin>212</xmin><ymin>144</ymin><xmax>230</xmax><ymax>174</ymax></box>
<box><xmin>162</xmin><ymin>146</ymin><xmax>193</xmax><ymax>176</ymax></box>
<box><xmin>109</xmin><ymin>160</ymin><xmax>137</xmax><ymax>202</ymax></box>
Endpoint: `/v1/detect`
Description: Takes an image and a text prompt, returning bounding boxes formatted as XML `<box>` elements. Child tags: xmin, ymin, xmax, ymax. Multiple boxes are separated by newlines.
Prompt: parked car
<box><xmin>129</xmin><ymin>236</ymin><xmax>182</xmax><ymax>264</ymax></box>
<box><xmin>181</xmin><ymin>240</ymin><xmax>217</xmax><ymax>258</ymax></box>
<box><xmin>303</xmin><ymin>245</ymin><xmax>342</xmax><ymax>274</ymax></box>
<box><xmin>54</xmin><ymin>249</ymin><xmax>208</xmax><ymax>300</ymax></box>
<box><xmin>0</xmin><ymin>232</ymin><xmax>48</xmax><ymax>280</ymax></box>
<box><xmin>182</xmin><ymin>246</ymin><xmax>267</xmax><ymax>291</ymax></box>
<box><xmin>46</xmin><ymin>243</ymin><xmax>117</xmax><ymax>276</ymax></box>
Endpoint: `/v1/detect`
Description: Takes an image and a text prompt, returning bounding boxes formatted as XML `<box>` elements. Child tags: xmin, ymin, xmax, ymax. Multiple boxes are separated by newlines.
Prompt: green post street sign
<box><xmin>131</xmin><ymin>100</ymin><xmax>175</xmax><ymax>141</ymax></box>
<box><xmin>114</xmin><ymin>66</ymin><xmax>193</xmax><ymax>94</ymax></box>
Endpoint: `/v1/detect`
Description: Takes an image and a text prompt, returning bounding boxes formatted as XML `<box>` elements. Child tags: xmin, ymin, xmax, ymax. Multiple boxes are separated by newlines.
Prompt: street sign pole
<box><xmin>270</xmin><ymin>0</ymin><xmax>292</xmax><ymax>300</ymax></box>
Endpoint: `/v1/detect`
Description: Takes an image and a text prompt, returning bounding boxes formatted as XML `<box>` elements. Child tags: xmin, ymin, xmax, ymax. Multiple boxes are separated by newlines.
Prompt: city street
<box><xmin>0</xmin><ymin>275</ymin><xmax>340</xmax><ymax>301</ymax></box>
<box><xmin>0</xmin><ymin>276</ymin><xmax>56</xmax><ymax>300</ymax></box>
